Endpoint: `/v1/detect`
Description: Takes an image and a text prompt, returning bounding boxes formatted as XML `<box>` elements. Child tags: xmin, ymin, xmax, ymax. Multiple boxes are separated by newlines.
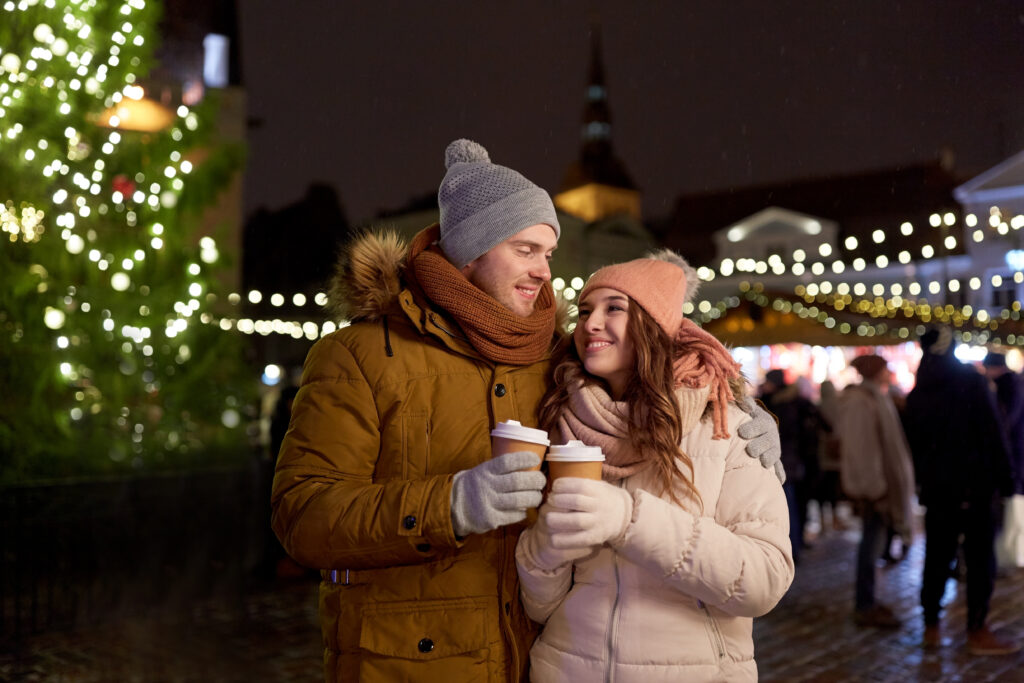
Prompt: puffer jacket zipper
<box><xmin>605</xmin><ymin>478</ymin><xmax>629</xmax><ymax>683</ymax></box>
<box><xmin>605</xmin><ymin>552</ymin><xmax>622</xmax><ymax>683</ymax></box>
<box><xmin>698</xmin><ymin>599</ymin><xmax>727</xmax><ymax>660</ymax></box>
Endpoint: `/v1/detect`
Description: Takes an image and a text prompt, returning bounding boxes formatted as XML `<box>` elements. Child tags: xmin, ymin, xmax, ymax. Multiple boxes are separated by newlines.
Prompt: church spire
<box><xmin>581</xmin><ymin>24</ymin><xmax>611</xmax><ymax>145</ymax></box>
<box><xmin>554</xmin><ymin>22</ymin><xmax>641</xmax><ymax>222</ymax></box>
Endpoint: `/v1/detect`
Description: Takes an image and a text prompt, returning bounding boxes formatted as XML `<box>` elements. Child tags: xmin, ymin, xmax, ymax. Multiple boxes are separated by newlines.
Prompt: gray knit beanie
<box><xmin>438</xmin><ymin>139</ymin><xmax>560</xmax><ymax>269</ymax></box>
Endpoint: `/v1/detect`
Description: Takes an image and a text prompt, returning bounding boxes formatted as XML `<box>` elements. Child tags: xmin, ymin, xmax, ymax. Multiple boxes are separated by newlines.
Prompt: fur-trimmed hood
<box><xmin>326</xmin><ymin>230</ymin><xmax>407</xmax><ymax>323</ymax></box>
<box><xmin>326</xmin><ymin>228</ymin><xmax>571</xmax><ymax>333</ymax></box>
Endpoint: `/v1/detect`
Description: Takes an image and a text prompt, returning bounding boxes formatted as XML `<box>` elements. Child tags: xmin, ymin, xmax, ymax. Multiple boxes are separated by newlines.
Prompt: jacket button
<box><xmin>403</xmin><ymin>515</ymin><xmax>417</xmax><ymax>530</ymax></box>
<box><xmin>494</xmin><ymin>383</ymin><xmax>507</xmax><ymax>397</ymax></box>
<box><xmin>418</xmin><ymin>637</ymin><xmax>434</xmax><ymax>653</ymax></box>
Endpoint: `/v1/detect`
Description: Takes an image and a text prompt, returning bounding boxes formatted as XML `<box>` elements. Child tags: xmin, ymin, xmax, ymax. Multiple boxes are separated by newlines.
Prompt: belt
<box><xmin>325</xmin><ymin>569</ymin><xmax>354</xmax><ymax>585</ymax></box>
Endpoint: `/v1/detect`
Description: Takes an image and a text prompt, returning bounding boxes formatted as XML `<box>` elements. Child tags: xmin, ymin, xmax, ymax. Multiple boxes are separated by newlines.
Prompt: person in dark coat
<box><xmin>983</xmin><ymin>351</ymin><xmax>1024</xmax><ymax>495</ymax></box>
<box><xmin>262</xmin><ymin>385</ymin><xmax>307</xmax><ymax>579</ymax></box>
<box><xmin>903</xmin><ymin>328</ymin><xmax>1019</xmax><ymax>655</ymax></box>
<box><xmin>760</xmin><ymin>368</ymin><xmax>821</xmax><ymax>564</ymax></box>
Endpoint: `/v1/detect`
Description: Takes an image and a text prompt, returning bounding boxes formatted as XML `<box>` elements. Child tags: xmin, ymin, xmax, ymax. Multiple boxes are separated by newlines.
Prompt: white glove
<box><xmin>518</xmin><ymin>502</ymin><xmax>595</xmax><ymax>572</ymax></box>
<box><xmin>450</xmin><ymin>451</ymin><xmax>546</xmax><ymax>537</ymax></box>
<box><xmin>736</xmin><ymin>396</ymin><xmax>786</xmax><ymax>484</ymax></box>
<box><xmin>544</xmin><ymin>477</ymin><xmax>633</xmax><ymax>548</ymax></box>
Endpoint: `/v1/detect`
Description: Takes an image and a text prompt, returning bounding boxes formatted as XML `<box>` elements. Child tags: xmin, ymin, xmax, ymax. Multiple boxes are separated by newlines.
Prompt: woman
<box><xmin>515</xmin><ymin>251</ymin><xmax>794</xmax><ymax>682</ymax></box>
<box><xmin>835</xmin><ymin>354</ymin><xmax>915</xmax><ymax>628</ymax></box>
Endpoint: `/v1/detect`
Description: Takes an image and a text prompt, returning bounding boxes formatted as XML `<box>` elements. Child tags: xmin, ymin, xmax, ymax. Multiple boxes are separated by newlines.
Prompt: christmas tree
<box><xmin>0</xmin><ymin>0</ymin><xmax>254</xmax><ymax>483</ymax></box>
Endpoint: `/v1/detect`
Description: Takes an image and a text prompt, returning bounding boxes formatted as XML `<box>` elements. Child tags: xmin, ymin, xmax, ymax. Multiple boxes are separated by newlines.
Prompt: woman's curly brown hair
<box><xmin>539</xmin><ymin>301</ymin><xmax>702</xmax><ymax>509</ymax></box>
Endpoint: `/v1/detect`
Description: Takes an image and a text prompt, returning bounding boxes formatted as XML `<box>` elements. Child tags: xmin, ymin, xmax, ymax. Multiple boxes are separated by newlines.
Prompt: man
<box><xmin>835</xmin><ymin>354</ymin><xmax>915</xmax><ymax>628</ymax></box>
<box><xmin>271</xmin><ymin>139</ymin><xmax>784</xmax><ymax>682</ymax></box>
<box><xmin>903</xmin><ymin>328</ymin><xmax>1019</xmax><ymax>655</ymax></box>
<box><xmin>983</xmin><ymin>351</ymin><xmax>1024</xmax><ymax>497</ymax></box>
<box><xmin>760</xmin><ymin>368</ymin><xmax>820</xmax><ymax>564</ymax></box>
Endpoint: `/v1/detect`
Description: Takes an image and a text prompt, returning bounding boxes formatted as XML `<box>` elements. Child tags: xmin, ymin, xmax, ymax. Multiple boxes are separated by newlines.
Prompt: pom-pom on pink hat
<box><xmin>579</xmin><ymin>249</ymin><xmax>700</xmax><ymax>335</ymax></box>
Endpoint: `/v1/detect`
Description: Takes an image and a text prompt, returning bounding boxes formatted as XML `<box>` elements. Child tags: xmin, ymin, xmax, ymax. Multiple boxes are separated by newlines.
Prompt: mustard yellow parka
<box><xmin>271</xmin><ymin>229</ymin><xmax>550</xmax><ymax>682</ymax></box>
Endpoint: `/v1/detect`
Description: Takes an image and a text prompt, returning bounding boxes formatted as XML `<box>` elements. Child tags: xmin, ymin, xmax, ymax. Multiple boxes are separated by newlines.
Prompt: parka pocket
<box><xmin>698</xmin><ymin>599</ymin><xmax>729</xmax><ymax>661</ymax></box>
<box><xmin>356</xmin><ymin>598</ymin><xmax>494</xmax><ymax>682</ymax></box>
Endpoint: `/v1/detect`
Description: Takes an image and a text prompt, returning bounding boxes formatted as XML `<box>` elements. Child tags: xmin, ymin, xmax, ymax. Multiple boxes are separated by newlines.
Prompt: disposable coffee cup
<box><xmin>490</xmin><ymin>420</ymin><xmax>550</xmax><ymax>471</ymax></box>
<box><xmin>546</xmin><ymin>440</ymin><xmax>605</xmax><ymax>481</ymax></box>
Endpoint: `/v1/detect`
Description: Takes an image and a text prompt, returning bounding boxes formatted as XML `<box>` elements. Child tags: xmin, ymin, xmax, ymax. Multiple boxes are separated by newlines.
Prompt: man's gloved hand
<box><xmin>450</xmin><ymin>451</ymin><xmax>546</xmax><ymax>537</ymax></box>
<box><xmin>544</xmin><ymin>477</ymin><xmax>633</xmax><ymax>548</ymax></box>
<box><xmin>736</xmin><ymin>396</ymin><xmax>786</xmax><ymax>484</ymax></box>
<box><xmin>517</xmin><ymin>502</ymin><xmax>596</xmax><ymax>572</ymax></box>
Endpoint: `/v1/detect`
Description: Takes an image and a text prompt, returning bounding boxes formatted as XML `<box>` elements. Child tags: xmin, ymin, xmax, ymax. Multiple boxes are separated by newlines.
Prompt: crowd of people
<box><xmin>264</xmin><ymin>138</ymin><xmax>1023</xmax><ymax>681</ymax></box>
<box><xmin>758</xmin><ymin>335</ymin><xmax>1023</xmax><ymax>655</ymax></box>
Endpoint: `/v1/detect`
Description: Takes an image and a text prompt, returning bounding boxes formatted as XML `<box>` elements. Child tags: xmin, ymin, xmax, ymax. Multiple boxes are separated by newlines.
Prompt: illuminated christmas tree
<box><xmin>0</xmin><ymin>0</ymin><xmax>253</xmax><ymax>482</ymax></box>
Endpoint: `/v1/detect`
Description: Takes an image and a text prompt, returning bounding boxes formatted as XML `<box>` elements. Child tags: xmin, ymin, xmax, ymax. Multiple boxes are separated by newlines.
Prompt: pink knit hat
<box><xmin>580</xmin><ymin>249</ymin><xmax>700</xmax><ymax>335</ymax></box>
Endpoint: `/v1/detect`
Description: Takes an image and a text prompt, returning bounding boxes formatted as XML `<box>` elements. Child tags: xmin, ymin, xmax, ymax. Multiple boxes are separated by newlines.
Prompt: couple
<box><xmin>271</xmin><ymin>139</ymin><xmax>794</xmax><ymax>682</ymax></box>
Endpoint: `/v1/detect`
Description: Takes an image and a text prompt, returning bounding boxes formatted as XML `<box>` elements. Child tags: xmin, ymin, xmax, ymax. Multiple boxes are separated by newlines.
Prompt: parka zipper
<box><xmin>698</xmin><ymin>599</ymin><xmax>726</xmax><ymax>660</ymax></box>
<box><xmin>604</xmin><ymin>552</ymin><xmax>622</xmax><ymax>683</ymax></box>
<box><xmin>381</xmin><ymin>317</ymin><xmax>393</xmax><ymax>357</ymax></box>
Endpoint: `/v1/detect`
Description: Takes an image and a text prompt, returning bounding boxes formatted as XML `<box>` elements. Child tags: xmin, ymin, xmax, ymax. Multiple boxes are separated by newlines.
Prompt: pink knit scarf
<box><xmin>555</xmin><ymin>371</ymin><xmax>640</xmax><ymax>481</ymax></box>
<box><xmin>672</xmin><ymin>318</ymin><xmax>742</xmax><ymax>440</ymax></box>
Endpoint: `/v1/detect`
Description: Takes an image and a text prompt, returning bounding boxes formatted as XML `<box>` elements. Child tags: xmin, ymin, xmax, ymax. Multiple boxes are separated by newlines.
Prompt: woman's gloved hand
<box><xmin>517</xmin><ymin>502</ymin><xmax>596</xmax><ymax>572</ymax></box>
<box><xmin>544</xmin><ymin>477</ymin><xmax>633</xmax><ymax>548</ymax></box>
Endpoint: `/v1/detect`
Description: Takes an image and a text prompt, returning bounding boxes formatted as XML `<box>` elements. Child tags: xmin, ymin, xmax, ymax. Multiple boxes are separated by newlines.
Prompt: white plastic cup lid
<box><xmin>490</xmin><ymin>420</ymin><xmax>550</xmax><ymax>446</ymax></box>
<box><xmin>547</xmin><ymin>440</ymin><xmax>605</xmax><ymax>462</ymax></box>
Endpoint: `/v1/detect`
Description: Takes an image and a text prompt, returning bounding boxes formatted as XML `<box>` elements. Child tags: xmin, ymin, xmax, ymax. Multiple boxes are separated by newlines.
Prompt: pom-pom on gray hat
<box><xmin>438</xmin><ymin>139</ymin><xmax>560</xmax><ymax>269</ymax></box>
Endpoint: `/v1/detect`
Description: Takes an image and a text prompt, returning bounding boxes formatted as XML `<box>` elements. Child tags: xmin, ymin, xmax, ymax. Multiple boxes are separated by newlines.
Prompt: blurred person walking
<box><xmin>904</xmin><ymin>328</ymin><xmax>1019</xmax><ymax>655</ymax></box>
<box><xmin>760</xmin><ymin>369</ymin><xmax>821</xmax><ymax>563</ymax></box>
<box><xmin>834</xmin><ymin>354</ymin><xmax>916</xmax><ymax>628</ymax></box>
<box><xmin>984</xmin><ymin>351</ymin><xmax>1024</xmax><ymax>570</ymax></box>
<box><xmin>983</xmin><ymin>351</ymin><xmax>1024</xmax><ymax>496</ymax></box>
<box><xmin>816</xmin><ymin>380</ymin><xmax>847</xmax><ymax>534</ymax></box>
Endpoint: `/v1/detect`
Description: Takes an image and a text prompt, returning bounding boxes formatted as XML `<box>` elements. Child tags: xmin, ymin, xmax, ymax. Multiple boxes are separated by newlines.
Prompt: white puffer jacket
<box><xmin>516</xmin><ymin>402</ymin><xmax>794</xmax><ymax>683</ymax></box>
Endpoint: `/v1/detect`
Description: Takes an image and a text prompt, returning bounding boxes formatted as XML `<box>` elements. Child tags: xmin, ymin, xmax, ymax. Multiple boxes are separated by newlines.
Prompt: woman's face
<box><xmin>574</xmin><ymin>287</ymin><xmax>636</xmax><ymax>400</ymax></box>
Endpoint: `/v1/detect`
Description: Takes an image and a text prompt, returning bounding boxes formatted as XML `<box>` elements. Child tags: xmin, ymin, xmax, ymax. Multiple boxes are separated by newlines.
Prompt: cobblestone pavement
<box><xmin>755</xmin><ymin>520</ymin><xmax>1024</xmax><ymax>683</ymax></box>
<box><xmin>3</xmin><ymin>517</ymin><xmax>1024</xmax><ymax>682</ymax></box>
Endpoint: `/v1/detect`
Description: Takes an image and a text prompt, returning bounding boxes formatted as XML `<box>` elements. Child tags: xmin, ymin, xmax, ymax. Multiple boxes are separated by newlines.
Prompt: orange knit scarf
<box><xmin>404</xmin><ymin>225</ymin><xmax>556</xmax><ymax>365</ymax></box>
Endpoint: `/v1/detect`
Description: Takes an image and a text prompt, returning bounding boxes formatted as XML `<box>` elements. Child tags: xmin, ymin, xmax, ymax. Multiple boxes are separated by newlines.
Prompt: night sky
<box><xmin>237</xmin><ymin>1</ymin><xmax>1024</xmax><ymax>225</ymax></box>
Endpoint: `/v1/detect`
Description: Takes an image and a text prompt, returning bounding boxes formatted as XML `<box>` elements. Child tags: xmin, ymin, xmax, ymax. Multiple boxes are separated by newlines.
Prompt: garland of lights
<box><xmin>221</xmin><ymin>269</ymin><xmax>1024</xmax><ymax>348</ymax></box>
<box><xmin>224</xmin><ymin>203</ymin><xmax>1024</xmax><ymax>347</ymax></box>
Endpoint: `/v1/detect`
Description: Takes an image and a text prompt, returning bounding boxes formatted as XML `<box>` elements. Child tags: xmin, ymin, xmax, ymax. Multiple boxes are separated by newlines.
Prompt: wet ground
<box><xmin>3</xmin><ymin>512</ymin><xmax>1024</xmax><ymax>682</ymax></box>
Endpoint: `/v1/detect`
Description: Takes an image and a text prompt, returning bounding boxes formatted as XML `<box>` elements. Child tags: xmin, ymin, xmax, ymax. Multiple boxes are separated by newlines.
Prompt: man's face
<box><xmin>461</xmin><ymin>224</ymin><xmax>557</xmax><ymax>317</ymax></box>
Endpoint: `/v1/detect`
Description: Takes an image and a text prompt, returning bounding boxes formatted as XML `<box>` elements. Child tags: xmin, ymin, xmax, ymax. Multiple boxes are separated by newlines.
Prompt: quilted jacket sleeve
<box><xmin>514</xmin><ymin>524</ymin><xmax>576</xmax><ymax>624</ymax></box>
<box><xmin>270</xmin><ymin>334</ymin><xmax>461</xmax><ymax>571</ymax></box>
<box><xmin>616</xmin><ymin>433</ymin><xmax>795</xmax><ymax>618</ymax></box>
